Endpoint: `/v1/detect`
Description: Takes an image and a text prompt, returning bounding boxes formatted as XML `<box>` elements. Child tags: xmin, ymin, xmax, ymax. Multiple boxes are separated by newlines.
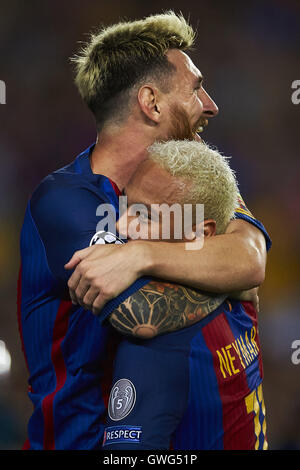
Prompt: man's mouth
<box><xmin>193</xmin><ymin>119</ymin><xmax>208</xmax><ymax>141</ymax></box>
<box><xmin>195</xmin><ymin>118</ymin><xmax>208</xmax><ymax>134</ymax></box>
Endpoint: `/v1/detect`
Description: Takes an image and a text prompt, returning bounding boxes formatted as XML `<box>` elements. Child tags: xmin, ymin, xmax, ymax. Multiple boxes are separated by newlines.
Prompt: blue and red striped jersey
<box><xmin>103</xmin><ymin>300</ymin><xmax>268</xmax><ymax>450</ymax></box>
<box><xmin>101</xmin><ymin>205</ymin><xmax>271</xmax><ymax>450</ymax></box>
<box><xmin>18</xmin><ymin>143</ymin><xmax>271</xmax><ymax>450</ymax></box>
<box><xmin>18</xmin><ymin>145</ymin><xmax>151</xmax><ymax>450</ymax></box>
<box><xmin>172</xmin><ymin>300</ymin><xmax>268</xmax><ymax>450</ymax></box>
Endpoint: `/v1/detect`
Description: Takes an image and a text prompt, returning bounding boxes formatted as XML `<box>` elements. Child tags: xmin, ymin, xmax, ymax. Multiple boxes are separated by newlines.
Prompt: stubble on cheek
<box><xmin>167</xmin><ymin>104</ymin><xmax>204</xmax><ymax>141</ymax></box>
<box><xmin>168</xmin><ymin>104</ymin><xmax>194</xmax><ymax>140</ymax></box>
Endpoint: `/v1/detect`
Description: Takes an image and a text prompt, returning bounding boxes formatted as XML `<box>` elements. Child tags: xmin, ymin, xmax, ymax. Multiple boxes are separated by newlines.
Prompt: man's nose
<box><xmin>200</xmin><ymin>88</ymin><xmax>219</xmax><ymax>117</ymax></box>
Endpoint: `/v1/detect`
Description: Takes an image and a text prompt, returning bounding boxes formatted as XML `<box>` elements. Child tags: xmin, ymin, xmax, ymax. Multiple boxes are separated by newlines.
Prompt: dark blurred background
<box><xmin>0</xmin><ymin>0</ymin><xmax>299</xmax><ymax>450</ymax></box>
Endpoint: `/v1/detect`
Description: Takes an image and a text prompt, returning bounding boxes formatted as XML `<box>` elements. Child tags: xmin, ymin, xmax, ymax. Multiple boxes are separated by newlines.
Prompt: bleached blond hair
<box><xmin>71</xmin><ymin>11</ymin><xmax>195</xmax><ymax>128</ymax></box>
<box><xmin>148</xmin><ymin>140</ymin><xmax>239</xmax><ymax>234</ymax></box>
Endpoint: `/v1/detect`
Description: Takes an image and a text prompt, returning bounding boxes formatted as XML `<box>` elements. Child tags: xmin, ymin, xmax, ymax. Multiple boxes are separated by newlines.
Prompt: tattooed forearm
<box><xmin>109</xmin><ymin>281</ymin><xmax>226</xmax><ymax>338</ymax></box>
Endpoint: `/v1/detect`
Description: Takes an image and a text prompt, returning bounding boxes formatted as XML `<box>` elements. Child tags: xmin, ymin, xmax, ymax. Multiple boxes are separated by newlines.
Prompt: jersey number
<box><xmin>245</xmin><ymin>384</ymin><xmax>268</xmax><ymax>450</ymax></box>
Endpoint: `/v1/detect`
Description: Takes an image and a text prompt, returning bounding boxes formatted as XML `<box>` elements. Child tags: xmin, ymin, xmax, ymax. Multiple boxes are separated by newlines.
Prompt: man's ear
<box><xmin>137</xmin><ymin>85</ymin><xmax>161</xmax><ymax>124</ymax></box>
<box><xmin>203</xmin><ymin>219</ymin><xmax>216</xmax><ymax>238</ymax></box>
<box><xmin>186</xmin><ymin>219</ymin><xmax>216</xmax><ymax>241</ymax></box>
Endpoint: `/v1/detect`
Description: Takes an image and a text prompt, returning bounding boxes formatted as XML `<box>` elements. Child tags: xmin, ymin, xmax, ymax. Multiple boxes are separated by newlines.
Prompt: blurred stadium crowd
<box><xmin>0</xmin><ymin>0</ymin><xmax>299</xmax><ymax>450</ymax></box>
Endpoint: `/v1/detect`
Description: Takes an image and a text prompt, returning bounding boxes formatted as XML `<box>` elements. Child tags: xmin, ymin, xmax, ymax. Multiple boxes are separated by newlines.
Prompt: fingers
<box><xmin>67</xmin><ymin>262</ymin><xmax>93</xmax><ymax>307</ymax></box>
<box><xmin>74</xmin><ymin>280</ymin><xmax>91</xmax><ymax>309</ymax></box>
<box><xmin>67</xmin><ymin>262</ymin><xmax>112</xmax><ymax>312</ymax></box>
<box><xmin>73</xmin><ymin>285</ymin><xmax>111</xmax><ymax>315</ymax></box>
<box><xmin>65</xmin><ymin>254</ymin><xmax>82</xmax><ymax>271</ymax></box>
<box><xmin>65</xmin><ymin>244</ymin><xmax>128</xmax><ymax>313</ymax></box>
<box><xmin>82</xmin><ymin>286</ymin><xmax>99</xmax><ymax>311</ymax></box>
<box><xmin>66</xmin><ymin>247</ymin><xmax>97</xmax><ymax>304</ymax></box>
<box><xmin>67</xmin><ymin>269</ymin><xmax>82</xmax><ymax>304</ymax></box>
<box><xmin>92</xmin><ymin>293</ymin><xmax>110</xmax><ymax>316</ymax></box>
<box><xmin>64</xmin><ymin>247</ymin><xmax>94</xmax><ymax>270</ymax></box>
<box><xmin>68</xmin><ymin>270</ymin><xmax>103</xmax><ymax>312</ymax></box>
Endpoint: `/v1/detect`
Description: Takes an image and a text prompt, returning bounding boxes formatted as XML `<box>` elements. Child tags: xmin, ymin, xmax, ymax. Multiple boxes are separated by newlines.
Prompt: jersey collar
<box><xmin>76</xmin><ymin>143</ymin><xmax>122</xmax><ymax>199</ymax></box>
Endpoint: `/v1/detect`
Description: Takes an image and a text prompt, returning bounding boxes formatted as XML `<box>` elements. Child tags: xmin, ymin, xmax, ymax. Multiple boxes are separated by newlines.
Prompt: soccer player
<box><xmin>18</xmin><ymin>13</ymin><xmax>270</xmax><ymax>450</ymax></box>
<box><xmin>66</xmin><ymin>12</ymin><xmax>269</xmax><ymax>312</ymax></box>
<box><xmin>102</xmin><ymin>140</ymin><xmax>268</xmax><ymax>450</ymax></box>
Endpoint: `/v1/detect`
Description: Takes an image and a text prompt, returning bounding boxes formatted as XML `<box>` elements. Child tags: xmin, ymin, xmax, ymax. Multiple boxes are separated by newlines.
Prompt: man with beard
<box><xmin>18</xmin><ymin>12</ymin><xmax>270</xmax><ymax>450</ymax></box>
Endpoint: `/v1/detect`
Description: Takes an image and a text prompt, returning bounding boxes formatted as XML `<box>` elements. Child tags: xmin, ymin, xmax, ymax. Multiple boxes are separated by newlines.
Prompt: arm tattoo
<box><xmin>109</xmin><ymin>281</ymin><xmax>227</xmax><ymax>338</ymax></box>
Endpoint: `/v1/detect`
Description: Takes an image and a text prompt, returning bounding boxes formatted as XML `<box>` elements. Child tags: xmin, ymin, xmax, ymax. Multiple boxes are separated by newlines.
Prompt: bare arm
<box><xmin>108</xmin><ymin>281</ymin><xmax>226</xmax><ymax>339</ymax></box>
<box><xmin>65</xmin><ymin>220</ymin><xmax>267</xmax><ymax>312</ymax></box>
<box><xmin>140</xmin><ymin>219</ymin><xmax>267</xmax><ymax>293</ymax></box>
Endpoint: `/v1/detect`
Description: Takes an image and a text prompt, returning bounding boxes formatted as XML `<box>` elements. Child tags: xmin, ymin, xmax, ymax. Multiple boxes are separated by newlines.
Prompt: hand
<box><xmin>228</xmin><ymin>287</ymin><xmax>260</xmax><ymax>313</ymax></box>
<box><xmin>64</xmin><ymin>242</ymin><xmax>147</xmax><ymax>315</ymax></box>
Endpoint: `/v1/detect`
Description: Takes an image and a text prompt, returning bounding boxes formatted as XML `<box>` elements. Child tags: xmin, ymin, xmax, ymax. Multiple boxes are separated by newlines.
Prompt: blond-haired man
<box><xmin>18</xmin><ymin>13</ymin><xmax>270</xmax><ymax>449</ymax></box>
<box><xmin>102</xmin><ymin>140</ymin><xmax>268</xmax><ymax>450</ymax></box>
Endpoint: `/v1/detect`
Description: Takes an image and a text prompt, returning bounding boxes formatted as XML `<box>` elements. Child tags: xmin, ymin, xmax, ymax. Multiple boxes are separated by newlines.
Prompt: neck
<box><xmin>90</xmin><ymin>124</ymin><xmax>154</xmax><ymax>190</ymax></box>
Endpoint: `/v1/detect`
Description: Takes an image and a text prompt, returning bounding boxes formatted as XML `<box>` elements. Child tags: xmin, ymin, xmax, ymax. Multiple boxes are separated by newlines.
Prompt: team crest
<box><xmin>108</xmin><ymin>378</ymin><xmax>136</xmax><ymax>421</ymax></box>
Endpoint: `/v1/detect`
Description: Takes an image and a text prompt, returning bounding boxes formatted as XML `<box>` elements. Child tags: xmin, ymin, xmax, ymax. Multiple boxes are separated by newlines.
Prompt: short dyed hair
<box><xmin>148</xmin><ymin>140</ymin><xmax>239</xmax><ymax>234</ymax></box>
<box><xmin>71</xmin><ymin>11</ymin><xmax>195</xmax><ymax>128</ymax></box>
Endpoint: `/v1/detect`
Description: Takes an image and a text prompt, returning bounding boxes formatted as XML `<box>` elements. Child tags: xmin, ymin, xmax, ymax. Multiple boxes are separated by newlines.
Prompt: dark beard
<box><xmin>168</xmin><ymin>104</ymin><xmax>203</xmax><ymax>141</ymax></box>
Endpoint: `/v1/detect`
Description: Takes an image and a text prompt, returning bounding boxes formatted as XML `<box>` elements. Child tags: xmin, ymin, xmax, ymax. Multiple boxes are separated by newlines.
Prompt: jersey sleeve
<box><xmin>30</xmin><ymin>174</ymin><xmax>108</xmax><ymax>284</ymax></box>
<box><xmin>234</xmin><ymin>194</ymin><xmax>272</xmax><ymax>251</ymax></box>
<box><xmin>100</xmin><ymin>275</ymin><xmax>153</xmax><ymax>323</ymax></box>
<box><xmin>30</xmin><ymin>173</ymin><xmax>152</xmax><ymax>323</ymax></box>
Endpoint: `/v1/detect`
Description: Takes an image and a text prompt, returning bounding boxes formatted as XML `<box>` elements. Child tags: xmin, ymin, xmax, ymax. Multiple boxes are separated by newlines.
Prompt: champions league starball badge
<box><xmin>108</xmin><ymin>378</ymin><xmax>136</xmax><ymax>421</ymax></box>
<box><xmin>89</xmin><ymin>230</ymin><xmax>124</xmax><ymax>246</ymax></box>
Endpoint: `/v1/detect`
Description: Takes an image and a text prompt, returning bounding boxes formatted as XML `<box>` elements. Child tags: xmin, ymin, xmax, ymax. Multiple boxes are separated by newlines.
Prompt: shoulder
<box><xmin>31</xmin><ymin>164</ymin><xmax>90</xmax><ymax>206</ymax></box>
<box><xmin>29</xmin><ymin>166</ymin><xmax>106</xmax><ymax>232</ymax></box>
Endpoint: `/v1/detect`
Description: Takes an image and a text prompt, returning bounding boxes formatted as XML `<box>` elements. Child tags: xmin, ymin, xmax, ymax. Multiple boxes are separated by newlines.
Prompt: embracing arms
<box><xmin>140</xmin><ymin>219</ymin><xmax>267</xmax><ymax>292</ymax></box>
<box><xmin>30</xmin><ymin>178</ymin><xmax>264</xmax><ymax>340</ymax></box>
<box><xmin>65</xmin><ymin>218</ymin><xmax>267</xmax><ymax>313</ymax></box>
<box><xmin>108</xmin><ymin>280</ymin><xmax>227</xmax><ymax>339</ymax></box>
